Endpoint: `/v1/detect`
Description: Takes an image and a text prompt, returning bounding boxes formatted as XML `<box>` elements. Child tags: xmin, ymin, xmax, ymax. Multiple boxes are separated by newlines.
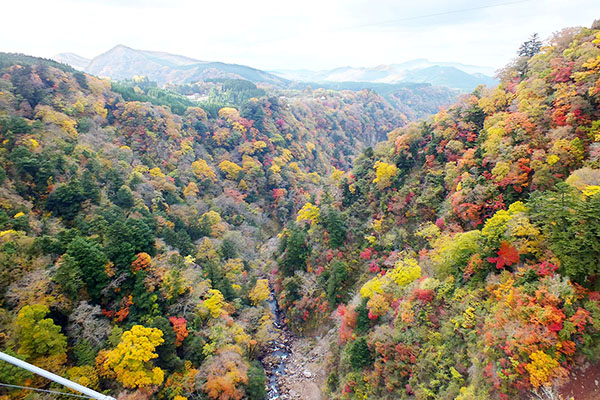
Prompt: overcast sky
<box><xmin>2</xmin><ymin>0</ymin><xmax>599</xmax><ymax>72</ymax></box>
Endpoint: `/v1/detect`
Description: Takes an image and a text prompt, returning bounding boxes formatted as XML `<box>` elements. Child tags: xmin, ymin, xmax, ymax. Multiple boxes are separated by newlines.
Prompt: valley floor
<box><xmin>275</xmin><ymin>334</ymin><xmax>331</xmax><ymax>400</ymax></box>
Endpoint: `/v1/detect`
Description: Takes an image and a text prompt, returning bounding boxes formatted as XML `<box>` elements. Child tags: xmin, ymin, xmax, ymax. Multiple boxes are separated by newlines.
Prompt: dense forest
<box><xmin>0</xmin><ymin>49</ymin><xmax>412</xmax><ymax>400</ymax></box>
<box><xmin>274</xmin><ymin>22</ymin><xmax>600</xmax><ymax>399</ymax></box>
<box><xmin>0</xmin><ymin>19</ymin><xmax>599</xmax><ymax>400</ymax></box>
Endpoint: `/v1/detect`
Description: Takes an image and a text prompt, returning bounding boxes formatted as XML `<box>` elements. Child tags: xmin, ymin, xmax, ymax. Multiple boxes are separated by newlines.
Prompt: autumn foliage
<box><xmin>275</xmin><ymin>23</ymin><xmax>600</xmax><ymax>400</ymax></box>
<box><xmin>102</xmin><ymin>325</ymin><xmax>165</xmax><ymax>389</ymax></box>
<box><xmin>1</xmin><ymin>21</ymin><xmax>600</xmax><ymax>400</ymax></box>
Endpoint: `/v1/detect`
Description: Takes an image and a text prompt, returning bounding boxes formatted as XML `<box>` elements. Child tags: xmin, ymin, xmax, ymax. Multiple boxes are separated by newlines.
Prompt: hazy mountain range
<box><xmin>53</xmin><ymin>45</ymin><xmax>498</xmax><ymax>91</ymax></box>
<box><xmin>272</xmin><ymin>59</ymin><xmax>498</xmax><ymax>91</ymax></box>
<box><xmin>53</xmin><ymin>45</ymin><xmax>288</xmax><ymax>86</ymax></box>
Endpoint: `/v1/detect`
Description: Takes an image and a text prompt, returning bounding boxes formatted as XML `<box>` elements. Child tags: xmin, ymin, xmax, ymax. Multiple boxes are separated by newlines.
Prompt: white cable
<box><xmin>0</xmin><ymin>352</ymin><xmax>116</xmax><ymax>400</ymax></box>
<box><xmin>0</xmin><ymin>382</ymin><xmax>94</xmax><ymax>399</ymax></box>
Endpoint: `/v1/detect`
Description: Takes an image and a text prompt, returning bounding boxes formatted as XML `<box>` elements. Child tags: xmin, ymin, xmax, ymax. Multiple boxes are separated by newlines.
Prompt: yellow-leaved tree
<box><xmin>524</xmin><ymin>350</ymin><xmax>567</xmax><ymax>388</ymax></box>
<box><xmin>199</xmin><ymin>210</ymin><xmax>226</xmax><ymax>238</ymax></box>
<box><xmin>183</xmin><ymin>181</ymin><xmax>199</xmax><ymax>197</ymax></box>
<box><xmin>329</xmin><ymin>167</ymin><xmax>346</xmax><ymax>182</ymax></box>
<box><xmin>360</xmin><ymin>257</ymin><xmax>421</xmax><ymax>299</ymax></box>
<box><xmin>103</xmin><ymin>325</ymin><xmax>165</xmax><ymax>389</ymax></box>
<box><xmin>367</xmin><ymin>293</ymin><xmax>390</xmax><ymax>317</ymax></box>
<box><xmin>373</xmin><ymin>161</ymin><xmax>398</xmax><ymax>189</ymax></box>
<box><xmin>218</xmin><ymin>107</ymin><xmax>240</xmax><ymax>121</ymax></box>
<box><xmin>219</xmin><ymin>160</ymin><xmax>243</xmax><ymax>180</ymax></box>
<box><xmin>149</xmin><ymin>167</ymin><xmax>165</xmax><ymax>179</ymax></box>
<box><xmin>296</xmin><ymin>202</ymin><xmax>320</xmax><ymax>225</ymax></box>
<box><xmin>66</xmin><ymin>366</ymin><xmax>100</xmax><ymax>390</ymax></box>
<box><xmin>249</xmin><ymin>279</ymin><xmax>270</xmax><ymax>305</ymax></box>
<box><xmin>202</xmin><ymin>289</ymin><xmax>227</xmax><ymax>318</ymax></box>
<box><xmin>192</xmin><ymin>159</ymin><xmax>217</xmax><ymax>182</ymax></box>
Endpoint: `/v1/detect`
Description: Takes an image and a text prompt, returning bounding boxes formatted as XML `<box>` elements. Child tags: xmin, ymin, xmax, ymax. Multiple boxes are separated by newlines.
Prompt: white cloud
<box><xmin>1</xmin><ymin>0</ymin><xmax>598</xmax><ymax>72</ymax></box>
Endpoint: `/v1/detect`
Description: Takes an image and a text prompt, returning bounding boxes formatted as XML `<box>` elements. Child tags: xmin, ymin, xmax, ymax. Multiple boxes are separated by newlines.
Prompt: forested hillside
<box><xmin>274</xmin><ymin>23</ymin><xmax>600</xmax><ymax>399</ymax></box>
<box><xmin>0</xmin><ymin>52</ymin><xmax>407</xmax><ymax>400</ymax></box>
<box><xmin>2</xmin><ymin>18</ymin><xmax>600</xmax><ymax>400</ymax></box>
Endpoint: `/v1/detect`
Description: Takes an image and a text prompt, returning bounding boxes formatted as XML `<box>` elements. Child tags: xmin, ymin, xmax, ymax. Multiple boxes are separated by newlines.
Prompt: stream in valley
<box><xmin>261</xmin><ymin>289</ymin><xmax>293</xmax><ymax>399</ymax></box>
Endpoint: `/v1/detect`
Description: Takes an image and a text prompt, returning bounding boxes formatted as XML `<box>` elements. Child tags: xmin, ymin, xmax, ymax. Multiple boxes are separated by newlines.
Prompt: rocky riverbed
<box><xmin>261</xmin><ymin>290</ymin><xmax>329</xmax><ymax>400</ymax></box>
<box><xmin>261</xmin><ymin>291</ymin><xmax>294</xmax><ymax>399</ymax></box>
<box><xmin>271</xmin><ymin>337</ymin><xmax>329</xmax><ymax>400</ymax></box>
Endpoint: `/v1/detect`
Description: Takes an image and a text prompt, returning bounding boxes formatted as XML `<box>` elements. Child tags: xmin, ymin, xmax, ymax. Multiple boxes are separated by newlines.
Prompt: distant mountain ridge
<box><xmin>272</xmin><ymin>59</ymin><xmax>498</xmax><ymax>91</ymax></box>
<box><xmin>53</xmin><ymin>47</ymin><xmax>497</xmax><ymax>91</ymax></box>
<box><xmin>54</xmin><ymin>45</ymin><xmax>288</xmax><ymax>86</ymax></box>
<box><xmin>402</xmin><ymin>65</ymin><xmax>498</xmax><ymax>90</ymax></box>
<box><xmin>52</xmin><ymin>52</ymin><xmax>90</xmax><ymax>71</ymax></box>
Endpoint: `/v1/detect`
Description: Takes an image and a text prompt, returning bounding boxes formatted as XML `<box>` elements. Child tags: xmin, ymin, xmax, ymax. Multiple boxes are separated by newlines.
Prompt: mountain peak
<box><xmin>82</xmin><ymin>44</ymin><xmax>286</xmax><ymax>86</ymax></box>
<box><xmin>51</xmin><ymin>52</ymin><xmax>91</xmax><ymax>71</ymax></box>
<box><xmin>102</xmin><ymin>44</ymin><xmax>136</xmax><ymax>55</ymax></box>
